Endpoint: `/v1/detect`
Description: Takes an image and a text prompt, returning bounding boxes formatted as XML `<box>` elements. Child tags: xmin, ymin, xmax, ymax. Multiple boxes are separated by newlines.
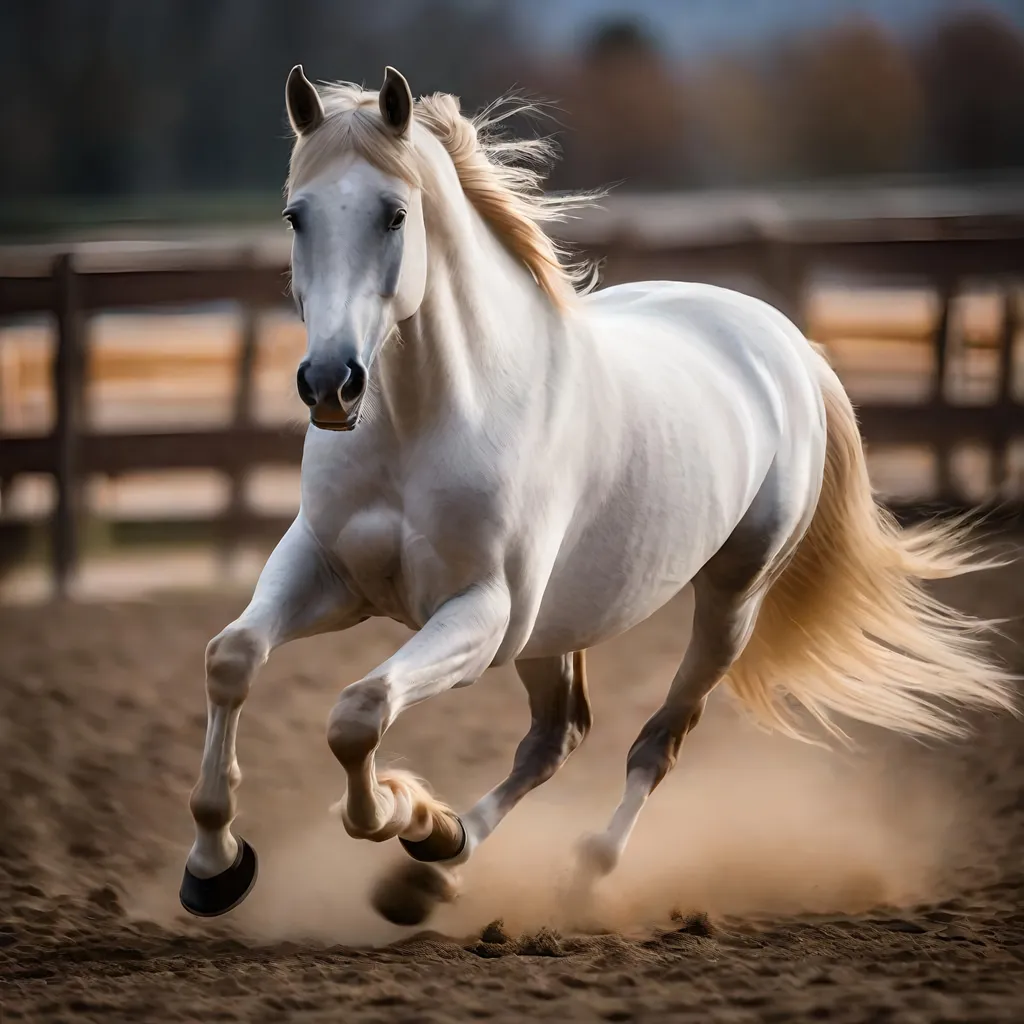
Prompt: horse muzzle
<box><xmin>297</xmin><ymin>356</ymin><xmax>367</xmax><ymax>430</ymax></box>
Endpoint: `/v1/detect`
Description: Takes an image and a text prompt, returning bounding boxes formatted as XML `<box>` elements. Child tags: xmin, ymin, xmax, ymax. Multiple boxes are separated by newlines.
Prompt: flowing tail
<box><xmin>726</xmin><ymin>352</ymin><xmax>1016</xmax><ymax>744</ymax></box>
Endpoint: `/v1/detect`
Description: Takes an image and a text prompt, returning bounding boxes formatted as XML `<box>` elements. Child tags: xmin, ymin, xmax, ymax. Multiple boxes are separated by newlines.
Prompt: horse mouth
<box><xmin>311</xmin><ymin>412</ymin><xmax>359</xmax><ymax>432</ymax></box>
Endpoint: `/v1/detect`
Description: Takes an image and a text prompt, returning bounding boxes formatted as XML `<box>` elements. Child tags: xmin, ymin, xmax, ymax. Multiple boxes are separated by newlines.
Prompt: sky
<box><xmin>511</xmin><ymin>0</ymin><xmax>1024</xmax><ymax>56</ymax></box>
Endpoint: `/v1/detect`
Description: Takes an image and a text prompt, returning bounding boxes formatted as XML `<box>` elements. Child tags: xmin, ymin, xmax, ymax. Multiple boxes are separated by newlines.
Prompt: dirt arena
<box><xmin>1</xmin><ymin>547</ymin><xmax>1023</xmax><ymax>1022</ymax></box>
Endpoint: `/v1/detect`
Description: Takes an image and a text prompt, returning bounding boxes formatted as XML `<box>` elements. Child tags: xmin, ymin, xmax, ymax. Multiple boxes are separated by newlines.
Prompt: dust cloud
<box><xmin>133</xmin><ymin>699</ymin><xmax>974</xmax><ymax>947</ymax></box>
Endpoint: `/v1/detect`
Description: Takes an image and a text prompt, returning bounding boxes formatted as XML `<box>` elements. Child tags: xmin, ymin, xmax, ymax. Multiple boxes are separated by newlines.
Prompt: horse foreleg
<box><xmin>577</xmin><ymin>576</ymin><xmax>762</xmax><ymax>885</ymax></box>
<box><xmin>324</xmin><ymin>580</ymin><xmax>510</xmax><ymax>925</ymax></box>
<box><xmin>458</xmin><ymin>650</ymin><xmax>592</xmax><ymax>856</ymax></box>
<box><xmin>327</xmin><ymin>580</ymin><xmax>509</xmax><ymax>845</ymax></box>
<box><xmin>181</xmin><ymin>517</ymin><xmax>363</xmax><ymax>917</ymax></box>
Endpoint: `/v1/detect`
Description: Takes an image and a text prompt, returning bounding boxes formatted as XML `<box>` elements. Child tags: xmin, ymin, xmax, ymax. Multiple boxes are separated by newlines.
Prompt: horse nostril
<box><xmin>339</xmin><ymin>358</ymin><xmax>367</xmax><ymax>407</ymax></box>
<box><xmin>296</xmin><ymin>361</ymin><xmax>316</xmax><ymax>407</ymax></box>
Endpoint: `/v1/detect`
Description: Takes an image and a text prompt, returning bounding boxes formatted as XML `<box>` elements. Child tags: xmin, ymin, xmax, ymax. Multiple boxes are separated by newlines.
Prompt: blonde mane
<box><xmin>287</xmin><ymin>82</ymin><xmax>599</xmax><ymax>309</ymax></box>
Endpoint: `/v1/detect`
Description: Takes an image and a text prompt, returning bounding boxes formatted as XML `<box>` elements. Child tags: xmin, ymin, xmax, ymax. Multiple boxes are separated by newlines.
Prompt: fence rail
<box><xmin>2</xmin><ymin>188</ymin><xmax>1023</xmax><ymax>593</ymax></box>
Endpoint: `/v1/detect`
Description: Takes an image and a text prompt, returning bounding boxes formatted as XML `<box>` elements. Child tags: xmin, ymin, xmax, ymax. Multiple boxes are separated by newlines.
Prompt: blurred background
<box><xmin>1</xmin><ymin>0</ymin><xmax>1022</xmax><ymax>600</ymax></box>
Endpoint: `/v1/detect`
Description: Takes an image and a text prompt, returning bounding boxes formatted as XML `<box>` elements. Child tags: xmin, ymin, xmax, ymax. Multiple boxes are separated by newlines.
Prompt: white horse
<box><xmin>179</xmin><ymin>66</ymin><xmax>1014</xmax><ymax>924</ymax></box>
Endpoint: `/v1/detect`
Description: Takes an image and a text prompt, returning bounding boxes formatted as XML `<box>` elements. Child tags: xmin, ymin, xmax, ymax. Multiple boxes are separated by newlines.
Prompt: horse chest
<box><xmin>321</xmin><ymin>490</ymin><xmax>498</xmax><ymax>629</ymax></box>
<box><xmin>319</xmin><ymin>506</ymin><xmax>412</xmax><ymax>627</ymax></box>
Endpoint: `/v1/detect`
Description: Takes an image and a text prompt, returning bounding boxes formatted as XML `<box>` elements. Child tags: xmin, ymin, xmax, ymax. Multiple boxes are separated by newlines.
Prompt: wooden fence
<box><xmin>1</xmin><ymin>187</ymin><xmax>1023</xmax><ymax>593</ymax></box>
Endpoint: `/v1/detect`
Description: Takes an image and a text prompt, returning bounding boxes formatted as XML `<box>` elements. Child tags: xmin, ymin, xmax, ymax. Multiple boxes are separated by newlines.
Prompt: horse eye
<box><xmin>388</xmin><ymin>208</ymin><xmax>407</xmax><ymax>231</ymax></box>
<box><xmin>283</xmin><ymin>209</ymin><xmax>300</xmax><ymax>231</ymax></box>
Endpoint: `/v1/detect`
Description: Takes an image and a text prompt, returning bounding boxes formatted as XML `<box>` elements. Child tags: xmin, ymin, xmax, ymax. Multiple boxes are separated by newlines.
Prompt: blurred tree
<box><xmin>919</xmin><ymin>9</ymin><xmax>1024</xmax><ymax>172</ymax></box>
<box><xmin>0</xmin><ymin>0</ymin><xmax>61</xmax><ymax>193</ymax></box>
<box><xmin>1</xmin><ymin>0</ymin><xmax>138</xmax><ymax>195</ymax></box>
<box><xmin>689</xmin><ymin>53</ymin><xmax>782</xmax><ymax>185</ymax></box>
<box><xmin>552</xmin><ymin>18</ymin><xmax>692</xmax><ymax>191</ymax></box>
<box><xmin>0</xmin><ymin>0</ymin><xmax>525</xmax><ymax>204</ymax></box>
<box><xmin>776</xmin><ymin>16</ymin><xmax>923</xmax><ymax>178</ymax></box>
<box><xmin>3</xmin><ymin>0</ymin><xmax>1024</xmax><ymax>228</ymax></box>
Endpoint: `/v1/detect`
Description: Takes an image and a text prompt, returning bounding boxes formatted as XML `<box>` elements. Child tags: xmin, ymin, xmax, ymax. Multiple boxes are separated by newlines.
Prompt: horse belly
<box><xmin>518</xmin><ymin>476</ymin><xmax>728</xmax><ymax>658</ymax></box>
<box><xmin>520</xmin><ymin>565</ymin><xmax>688</xmax><ymax>658</ymax></box>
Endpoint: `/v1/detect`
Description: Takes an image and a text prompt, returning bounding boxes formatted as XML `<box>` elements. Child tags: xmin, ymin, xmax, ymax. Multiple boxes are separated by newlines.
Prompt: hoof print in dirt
<box><xmin>371</xmin><ymin>859</ymin><xmax>457</xmax><ymax>927</ymax></box>
<box><xmin>179</xmin><ymin>837</ymin><xmax>258</xmax><ymax>918</ymax></box>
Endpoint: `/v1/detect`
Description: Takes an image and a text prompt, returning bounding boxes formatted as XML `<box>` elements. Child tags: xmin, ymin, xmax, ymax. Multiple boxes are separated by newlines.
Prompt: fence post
<box><xmin>222</xmin><ymin>264</ymin><xmax>260</xmax><ymax>565</ymax></box>
<box><xmin>766</xmin><ymin>239</ymin><xmax>808</xmax><ymax>334</ymax></box>
<box><xmin>52</xmin><ymin>252</ymin><xmax>84</xmax><ymax>597</ymax></box>
<box><xmin>996</xmin><ymin>287</ymin><xmax>1018</xmax><ymax>409</ymax></box>
<box><xmin>932</xmin><ymin>280</ymin><xmax>955</xmax><ymax>502</ymax></box>
<box><xmin>993</xmin><ymin>286</ymin><xmax>1019</xmax><ymax>495</ymax></box>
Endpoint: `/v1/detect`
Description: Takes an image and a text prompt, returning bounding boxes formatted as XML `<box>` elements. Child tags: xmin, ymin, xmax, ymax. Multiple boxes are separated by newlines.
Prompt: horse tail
<box><xmin>725</xmin><ymin>353</ymin><xmax>1016</xmax><ymax>744</ymax></box>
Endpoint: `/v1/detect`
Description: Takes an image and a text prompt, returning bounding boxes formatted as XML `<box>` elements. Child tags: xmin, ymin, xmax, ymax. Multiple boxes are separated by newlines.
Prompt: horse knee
<box><xmin>205</xmin><ymin>626</ymin><xmax>267</xmax><ymax>707</ymax></box>
<box><xmin>327</xmin><ymin>677</ymin><xmax>390</xmax><ymax>768</ymax></box>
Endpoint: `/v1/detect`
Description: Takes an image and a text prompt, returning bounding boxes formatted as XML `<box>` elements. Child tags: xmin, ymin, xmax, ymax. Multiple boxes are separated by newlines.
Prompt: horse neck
<box><xmin>375</xmin><ymin>184</ymin><xmax>558</xmax><ymax>437</ymax></box>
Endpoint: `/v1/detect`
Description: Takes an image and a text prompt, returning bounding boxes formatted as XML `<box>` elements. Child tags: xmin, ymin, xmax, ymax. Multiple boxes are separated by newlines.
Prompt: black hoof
<box><xmin>179</xmin><ymin>837</ymin><xmax>258</xmax><ymax>918</ymax></box>
<box><xmin>399</xmin><ymin>815</ymin><xmax>466</xmax><ymax>863</ymax></box>
<box><xmin>371</xmin><ymin>859</ymin><xmax>458</xmax><ymax>927</ymax></box>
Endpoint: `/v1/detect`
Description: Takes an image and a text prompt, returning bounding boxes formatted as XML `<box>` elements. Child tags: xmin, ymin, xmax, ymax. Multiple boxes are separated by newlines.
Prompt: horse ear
<box><xmin>286</xmin><ymin>64</ymin><xmax>324</xmax><ymax>136</ymax></box>
<box><xmin>379</xmin><ymin>66</ymin><xmax>413</xmax><ymax>137</ymax></box>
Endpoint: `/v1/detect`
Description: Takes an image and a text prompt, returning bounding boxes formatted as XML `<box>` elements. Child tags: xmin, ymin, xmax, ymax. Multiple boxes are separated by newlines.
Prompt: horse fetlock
<box><xmin>333</xmin><ymin>787</ymin><xmax>402</xmax><ymax>842</ymax></box>
<box><xmin>205</xmin><ymin>627</ymin><xmax>267</xmax><ymax>706</ymax></box>
<box><xmin>189</xmin><ymin>781</ymin><xmax>235</xmax><ymax>831</ymax></box>
<box><xmin>341</xmin><ymin>814</ymin><xmax>401</xmax><ymax>843</ymax></box>
<box><xmin>326</xmin><ymin>677</ymin><xmax>390</xmax><ymax>767</ymax></box>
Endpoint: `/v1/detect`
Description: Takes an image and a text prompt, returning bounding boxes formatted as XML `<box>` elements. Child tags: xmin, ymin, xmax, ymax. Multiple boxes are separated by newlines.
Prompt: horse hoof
<box><xmin>575</xmin><ymin>833</ymin><xmax>619</xmax><ymax>881</ymax></box>
<box><xmin>399</xmin><ymin>813</ymin><xmax>466</xmax><ymax>863</ymax></box>
<box><xmin>179</xmin><ymin>837</ymin><xmax>258</xmax><ymax>917</ymax></box>
<box><xmin>371</xmin><ymin>859</ymin><xmax>458</xmax><ymax>927</ymax></box>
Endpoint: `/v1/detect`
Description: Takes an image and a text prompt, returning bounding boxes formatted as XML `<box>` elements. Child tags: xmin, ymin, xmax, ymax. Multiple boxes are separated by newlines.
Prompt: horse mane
<box><xmin>287</xmin><ymin>82</ymin><xmax>600</xmax><ymax>309</ymax></box>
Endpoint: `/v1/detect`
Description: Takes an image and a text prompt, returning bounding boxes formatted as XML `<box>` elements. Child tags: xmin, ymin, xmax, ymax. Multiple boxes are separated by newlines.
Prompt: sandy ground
<box><xmin>1</xmin><ymin>552</ymin><xmax>1023</xmax><ymax>1022</ymax></box>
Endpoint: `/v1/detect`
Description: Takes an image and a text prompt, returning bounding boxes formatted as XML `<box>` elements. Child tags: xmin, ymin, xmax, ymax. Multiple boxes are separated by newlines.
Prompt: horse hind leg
<box><xmin>575</xmin><ymin>532</ymin><xmax>773</xmax><ymax>888</ymax></box>
<box><xmin>461</xmin><ymin>650</ymin><xmax>592</xmax><ymax>849</ymax></box>
<box><xmin>370</xmin><ymin>650</ymin><xmax>592</xmax><ymax>926</ymax></box>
